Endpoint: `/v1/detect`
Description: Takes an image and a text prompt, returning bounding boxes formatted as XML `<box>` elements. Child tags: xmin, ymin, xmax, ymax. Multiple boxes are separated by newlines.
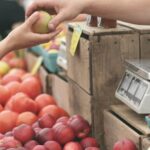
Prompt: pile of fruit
<box><xmin>0</xmin><ymin>53</ymin><xmax>100</xmax><ymax>150</ymax></box>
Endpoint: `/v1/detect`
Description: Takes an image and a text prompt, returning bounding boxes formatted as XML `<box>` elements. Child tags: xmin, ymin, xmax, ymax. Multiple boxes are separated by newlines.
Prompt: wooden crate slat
<box><xmin>68</xmin><ymin>22</ymin><xmax>135</xmax><ymax>36</ymax></box>
<box><xmin>142</xmin><ymin>137</ymin><xmax>150</xmax><ymax>150</ymax></box>
<box><xmin>110</xmin><ymin>105</ymin><xmax>150</xmax><ymax>135</ymax></box>
<box><xmin>67</xmin><ymin>35</ymin><xmax>91</xmax><ymax>94</ymax></box>
<box><xmin>118</xmin><ymin>21</ymin><xmax>150</xmax><ymax>34</ymax></box>
<box><xmin>91</xmin><ymin>33</ymin><xmax>139</xmax><ymax>143</ymax></box>
<box><xmin>68</xmin><ymin>79</ymin><xmax>92</xmax><ymax>123</ymax></box>
<box><xmin>104</xmin><ymin>110</ymin><xmax>141</xmax><ymax>150</ymax></box>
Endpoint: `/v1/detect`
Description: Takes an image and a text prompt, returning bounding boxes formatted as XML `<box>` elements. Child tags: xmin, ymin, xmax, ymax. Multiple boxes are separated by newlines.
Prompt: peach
<box><xmin>32</xmin><ymin>11</ymin><xmax>52</xmax><ymax>34</ymax></box>
<box><xmin>20</xmin><ymin>77</ymin><xmax>42</xmax><ymax>99</ymax></box>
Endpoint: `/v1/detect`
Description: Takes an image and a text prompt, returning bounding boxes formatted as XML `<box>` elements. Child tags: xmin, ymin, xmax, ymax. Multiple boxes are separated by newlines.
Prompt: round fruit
<box><xmin>63</xmin><ymin>142</ymin><xmax>83</xmax><ymax>150</ymax></box>
<box><xmin>35</xmin><ymin>94</ymin><xmax>57</xmax><ymax>111</ymax></box>
<box><xmin>0</xmin><ymin>61</ymin><xmax>10</xmax><ymax>76</ymax></box>
<box><xmin>32</xmin><ymin>11</ymin><xmax>53</xmax><ymax>34</ymax></box>
<box><xmin>0</xmin><ymin>110</ymin><xmax>18</xmax><ymax>133</ymax></box>
<box><xmin>39</xmin><ymin>105</ymin><xmax>69</xmax><ymax>120</ymax></box>
<box><xmin>113</xmin><ymin>139</ymin><xmax>137</xmax><ymax>150</ymax></box>
<box><xmin>20</xmin><ymin>77</ymin><xmax>42</xmax><ymax>99</ymax></box>
<box><xmin>80</xmin><ymin>137</ymin><xmax>99</xmax><ymax>149</ymax></box>
<box><xmin>44</xmin><ymin>141</ymin><xmax>62</xmax><ymax>150</ymax></box>
<box><xmin>16</xmin><ymin>111</ymin><xmax>38</xmax><ymax>126</ymax></box>
<box><xmin>13</xmin><ymin>124</ymin><xmax>35</xmax><ymax>144</ymax></box>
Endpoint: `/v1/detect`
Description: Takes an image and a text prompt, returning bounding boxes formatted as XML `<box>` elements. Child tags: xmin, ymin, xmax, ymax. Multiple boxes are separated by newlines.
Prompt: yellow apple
<box><xmin>0</xmin><ymin>61</ymin><xmax>10</xmax><ymax>76</ymax></box>
<box><xmin>33</xmin><ymin>11</ymin><xmax>53</xmax><ymax>34</ymax></box>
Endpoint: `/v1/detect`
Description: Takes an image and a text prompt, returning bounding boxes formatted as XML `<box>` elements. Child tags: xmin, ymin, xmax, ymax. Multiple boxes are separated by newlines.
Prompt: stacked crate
<box><xmin>104</xmin><ymin>105</ymin><xmax>150</xmax><ymax>150</ymax></box>
<box><xmin>67</xmin><ymin>22</ymin><xmax>140</xmax><ymax>148</ymax></box>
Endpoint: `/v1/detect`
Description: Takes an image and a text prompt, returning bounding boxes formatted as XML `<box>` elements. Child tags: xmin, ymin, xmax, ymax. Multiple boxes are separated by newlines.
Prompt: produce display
<box><xmin>113</xmin><ymin>139</ymin><xmax>137</xmax><ymax>150</ymax></box>
<box><xmin>0</xmin><ymin>52</ymin><xmax>100</xmax><ymax>150</ymax></box>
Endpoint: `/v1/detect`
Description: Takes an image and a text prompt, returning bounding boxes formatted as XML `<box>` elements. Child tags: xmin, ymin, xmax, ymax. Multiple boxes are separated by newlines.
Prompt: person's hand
<box><xmin>26</xmin><ymin>0</ymin><xmax>90</xmax><ymax>30</ymax></box>
<box><xmin>0</xmin><ymin>11</ymin><xmax>61</xmax><ymax>59</ymax></box>
<box><xmin>5</xmin><ymin>11</ymin><xmax>61</xmax><ymax>51</ymax></box>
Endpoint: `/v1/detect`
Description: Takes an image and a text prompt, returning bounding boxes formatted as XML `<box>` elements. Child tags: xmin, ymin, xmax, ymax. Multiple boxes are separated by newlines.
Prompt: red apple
<box><xmin>38</xmin><ymin>114</ymin><xmax>56</xmax><ymax>128</ymax></box>
<box><xmin>67</xmin><ymin>115</ymin><xmax>90</xmax><ymax>138</ymax></box>
<box><xmin>13</xmin><ymin>124</ymin><xmax>35</xmax><ymax>144</ymax></box>
<box><xmin>24</xmin><ymin>140</ymin><xmax>38</xmax><ymax>150</ymax></box>
<box><xmin>36</xmin><ymin>128</ymin><xmax>55</xmax><ymax>144</ymax></box>
<box><xmin>80</xmin><ymin>137</ymin><xmax>99</xmax><ymax>149</ymax></box>
<box><xmin>53</xmin><ymin>122</ymin><xmax>75</xmax><ymax>144</ymax></box>
<box><xmin>44</xmin><ymin>141</ymin><xmax>62</xmax><ymax>150</ymax></box>
<box><xmin>56</xmin><ymin>116</ymin><xmax>69</xmax><ymax>124</ymax></box>
<box><xmin>85</xmin><ymin>147</ymin><xmax>100</xmax><ymax>150</ymax></box>
<box><xmin>113</xmin><ymin>139</ymin><xmax>137</xmax><ymax>150</ymax></box>
<box><xmin>33</xmin><ymin>145</ymin><xmax>47</xmax><ymax>150</ymax></box>
<box><xmin>63</xmin><ymin>142</ymin><xmax>83</xmax><ymax>150</ymax></box>
<box><xmin>0</xmin><ymin>136</ymin><xmax>21</xmax><ymax>148</ymax></box>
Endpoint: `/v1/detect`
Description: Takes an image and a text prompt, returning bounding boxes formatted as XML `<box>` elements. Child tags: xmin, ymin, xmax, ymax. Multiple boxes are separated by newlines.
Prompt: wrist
<box><xmin>0</xmin><ymin>38</ymin><xmax>13</xmax><ymax>59</ymax></box>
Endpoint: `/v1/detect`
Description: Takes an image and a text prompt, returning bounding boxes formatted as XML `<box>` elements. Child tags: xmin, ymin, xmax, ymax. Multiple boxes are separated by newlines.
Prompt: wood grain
<box><xmin>104</xmin><ymin>110</ymin><xmax>141</xmax><ymax>150</ymax></box>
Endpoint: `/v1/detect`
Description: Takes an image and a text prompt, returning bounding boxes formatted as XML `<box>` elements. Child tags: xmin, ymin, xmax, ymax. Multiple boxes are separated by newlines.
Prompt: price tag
<box><xmin>70</xmin><ymin>25</ymin><xmax>82</xmax><ymax>56</ymax></box>
<box><xmin>31</xmin><ymin>56</ymin><xmax>43</xmax><ymax>75</ymax></box>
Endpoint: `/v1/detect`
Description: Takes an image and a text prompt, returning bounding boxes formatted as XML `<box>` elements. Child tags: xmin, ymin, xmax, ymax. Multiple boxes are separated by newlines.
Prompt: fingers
<box><xmin>34</xmin><ymin>29</ymin><xmax>62</xmax><ymax>43</ymax></box>
<box><xmin>26</xmin><ymin>0</ymin><xmax>56</xmax><ymax>17</ymax></box>
<box><xmin>26</xmin><ymin>12</ymin><xmax>40</xmax><ymax>26</ymax></box>
<box><xmin>48</xmin><ymin>11</ymin><xmax>67</xmax><ymax>30</ymax></box>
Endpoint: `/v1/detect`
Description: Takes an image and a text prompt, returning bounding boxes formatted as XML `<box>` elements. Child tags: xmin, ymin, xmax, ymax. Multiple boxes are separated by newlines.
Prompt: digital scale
<box><xmin>115</xmin><ymin>59</ymin><xmax>150</xmax><ymax>114</ymax></box>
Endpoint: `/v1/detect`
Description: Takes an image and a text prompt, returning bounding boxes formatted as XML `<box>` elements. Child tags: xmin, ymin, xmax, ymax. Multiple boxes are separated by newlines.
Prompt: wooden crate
<box><xmin>47</xmin><ymin>74</ymin><xmax>71</xmax><ymax>114</ymax></box>
<box><xmin>118</xmin><ymin>21</ymin><xmax>150</xmax><ymax>59</ymax></box>
<box><xmin>104</xmin><ymin>105</ymin><xmax>150</xmax><ymax>150</ymax></box>
<box><xmin>142</xmin><ymin>137</ymin><xmax>150</xmax><ymax>150</ymax></box>
<box><xmin>67</xmin><ymin>22</ymin><xmax>140</xmax><ymax>146</ymax></box>
<box><xmin>68</xmin><ymin>79</ymin><xmax>92</xmax><ymax>123</ymax></box>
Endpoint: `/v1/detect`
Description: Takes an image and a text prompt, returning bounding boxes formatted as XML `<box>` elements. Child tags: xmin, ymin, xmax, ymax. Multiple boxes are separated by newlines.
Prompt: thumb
<box><xmin>48</xmin><ymin>11</ymin><xmax>66</xmax><ymax>30</ymax></box>
<box><xmin>26</xmin><ymin>12</ymin><xmax>40</xmax><ymax>26</ymax></box>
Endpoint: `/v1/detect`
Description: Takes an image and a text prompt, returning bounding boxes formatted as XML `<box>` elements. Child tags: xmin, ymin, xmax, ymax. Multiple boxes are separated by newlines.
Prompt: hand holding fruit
<box><xmin>0</xmin><ymin>11</ymin><xmax>61</xmax><ymax>59</ymax></box>
<box><xmin>26</xmin><ymin>0</ymin><xmax>88</xmax><ymax>30</ymax></box>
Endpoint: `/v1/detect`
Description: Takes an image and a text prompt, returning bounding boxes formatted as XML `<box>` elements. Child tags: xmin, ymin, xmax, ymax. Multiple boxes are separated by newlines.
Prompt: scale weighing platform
<box><xmin>115</xmin><ymin>59</ymin><xmax>150</xmax><ymax>114</ymax></box>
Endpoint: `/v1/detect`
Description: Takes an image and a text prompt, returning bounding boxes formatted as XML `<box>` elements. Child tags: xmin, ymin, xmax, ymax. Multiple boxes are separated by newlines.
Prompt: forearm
<box><xmin>0</xmin><ymin>38</ymin><xmax>13</xmax><ymax>59</ymax></box>
<box><xmin>84</xmin><ymin>0</ymin><xmax>150</xmax><ymax>25</ymax></box>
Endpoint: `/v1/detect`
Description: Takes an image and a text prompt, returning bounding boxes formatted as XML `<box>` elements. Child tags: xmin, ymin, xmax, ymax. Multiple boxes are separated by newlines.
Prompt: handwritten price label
<box><xmin>70</xmin><ymin>25</ymin><xmax>82</xmax><ymax>56</ymax></box>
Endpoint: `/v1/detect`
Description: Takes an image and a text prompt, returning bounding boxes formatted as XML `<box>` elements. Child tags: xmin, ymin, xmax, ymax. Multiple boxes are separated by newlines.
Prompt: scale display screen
<box><xmin>117</xmin><ymin>71</ymin><xmax>148</xmax><ymax>106</ymax></box>
<box><xmin>116</xmin><ymin>59</ymin><xmax>150</xmax><ymax>114</ymax></box>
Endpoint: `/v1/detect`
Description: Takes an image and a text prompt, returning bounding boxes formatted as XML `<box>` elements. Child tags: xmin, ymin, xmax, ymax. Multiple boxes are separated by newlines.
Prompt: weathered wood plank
<box><xmin>51</xmin><ymin>75</ymin><xmax>70</xmax><ymax>114</ymax></box>
<box><xmin>142</xmin><ymin>137</ymin><xmax>150</xmax><ymax>150</ymax></box>
<box><xmin>68</xmin><ymin>79</ymin><xmax>92</xmax><ymax>123</ymax></box>
<box><xmin>91</xmin><ymin>33</ymin><xmax>140</xmax><ymax>145</ymax></box>
<box><xmin>110</xmin><ymin>105</ymin><xmax>150</xmax><ymax>135</ymax></box>
<box><xmin>104</xmin><ymin>110</ymin><xmax>141</xmax><ymax>150</ymax></box>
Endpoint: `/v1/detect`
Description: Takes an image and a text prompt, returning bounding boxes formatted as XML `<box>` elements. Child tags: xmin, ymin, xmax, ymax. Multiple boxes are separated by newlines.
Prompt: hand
<box><xmin>0</xmin><ymin>12</ymin><xmax>61</xmax><ymax>59</ymax></box>
<box><xmin>5</xmin><ymin>12</ymin><xmax>61</xmax><ymax>51</ymax></box>
<box><xmin>26</xmin><ymin>0</ymin><xmax>89</xmax><ymax>30</ymax></box>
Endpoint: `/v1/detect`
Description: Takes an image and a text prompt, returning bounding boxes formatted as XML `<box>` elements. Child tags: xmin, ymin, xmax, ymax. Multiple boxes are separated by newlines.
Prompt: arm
<box><xmin>0</xmin><ymin>12</ymin><xmax>61</xmax><ymax>59</ymax></box>
<box><xmin>26</xmin><ymin>0</ymin><xmax>150</xmax><ymax>30</ymax></box>
<box><xmin>85</xmin><ymin>0</ymin><xmax>150</xmax><ymax>25</ymax></box>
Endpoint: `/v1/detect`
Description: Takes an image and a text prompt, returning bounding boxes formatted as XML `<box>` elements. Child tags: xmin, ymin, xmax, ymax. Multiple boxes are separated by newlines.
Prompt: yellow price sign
<box><xmin>70</xmin><ymin>25</ymin><xmax>82</xmax><ymax>56</ymax></box>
